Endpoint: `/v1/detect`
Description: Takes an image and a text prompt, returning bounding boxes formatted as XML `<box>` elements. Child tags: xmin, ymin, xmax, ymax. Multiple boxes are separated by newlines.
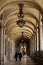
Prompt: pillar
<box><xmin>30</xmin><ymin>35</ymin><xmax>35</xmax><ymax>53</ymax></box>
<box><xmin>38</xmin><ymin>13</ymin><xmax>41</xmax><ymax>55</ymax></box>
<box><xmin>8</xmin><ymin>41</ymin><xmax>10</xmax><ymax>60</ymax></box>
<box><xmin>0</xmin><ymin>22</ymin><xmax>1</xmax><ymax>65</ymax></box>
<box><xmin>41</xmin><ymin>15</ymin><xmax>43</xmax><ymax>35</ymax></box>
<box><xmin>35</xmin><ymin>34</ymin><xmax>37</xmax><ymax>54</ymax></box>
<box><xmin>36</xmin><ymin>28</ymin><xmax>39</xmax><ymax>51</ymax></box>
<box><xmin>33</xmin><ymin>36</ymin><xmax>36</xmax><ymax>52</ymax></box>
<box><xmin>11</xmin><ymin>40</ymin><xmax>15</xmax><ymax>59</ymax></box>
<box><xmin>4</xmin><ymin>34</ymin><xmax>8</xmax><ymax>64</ymax></box>
<box><xmin>34</xmin><ymin>35</ymin><xmax>36</xmax><ymax>52</ymax></box>
<box><xmin>1</xmin><ymin>20</ymin><xmax>4</xmax><ymax>65</ymax></box>
<box><xmin>7</xmin><ymin>37</ymin><xmax>10</xmax><ymax>61</ymax></box>
<box><xmin>40</xmin><ymin>14</ymin><xmax>43</xmax><ymax>50</ymax></box>
<box><xmin>4</xmin><ymin>37</ymin><xmax>11</xmax><ymax>61</ymax></box>
<box><xmin>35</xmin><ymin>27</ymin><xmax>39</xmax><ymax>56</ymax></box>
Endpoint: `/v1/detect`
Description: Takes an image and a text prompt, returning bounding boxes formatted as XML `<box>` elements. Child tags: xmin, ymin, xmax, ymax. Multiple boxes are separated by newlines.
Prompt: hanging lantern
<box><xmin>16</xmin><ymin>4</ymin><xmax>25</xmax><ymax>28</ymax></box>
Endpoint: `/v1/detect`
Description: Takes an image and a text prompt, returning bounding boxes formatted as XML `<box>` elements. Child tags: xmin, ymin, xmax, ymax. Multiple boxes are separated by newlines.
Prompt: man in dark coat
<box><xmin>15</xmin><ymin>51</ymin><xmax>19</xmax><ymax>61</ymax></box>
<box><xmin>19</xmin><ymin>52</ymin><xmax>22</xmax><ymax>61</ymax></box>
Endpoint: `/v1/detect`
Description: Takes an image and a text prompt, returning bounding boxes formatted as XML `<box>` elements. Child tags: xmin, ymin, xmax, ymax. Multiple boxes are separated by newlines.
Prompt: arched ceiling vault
<box><xmin>6</xmin><ymin>20</ymin><xmax>36</xmax><ymax>29</ymax></box>
<box><xmin>6</xmin><ymin>21</ymin><xmax>36</xmax><ymax>33</ymax></box>
<box><xmin>7</xmin><ymin>27</ymin><xmax>34</xmax><ymax>36</ymax></box>
<box><xmin>5</xmin><ymin>15</ymin><xmax>37</xmax><ymax>28</ymax></box>
<box><xmin>4</xmin><ymin>12</ymin><xmax>39</xmax><ymax>25</ymax></box>
<box><xmin>0</xmin><ymin>1</ymin><xmax>43</xmax><ymax>14</ymax></box>
<box><xmin>10</xmin><ymin>29</ymin><xmax>34</xmax><ymax>40</ymax></box>
<box><xmin>0</xmin><ymin>0</ymin><xmax>43</xmax><ymax>41</ymax></box>
<box><xmin>6</xmin><ymin>23</ymin><xmax>36</xmax><ymax>34</ymax></box>
<box><xmin>8</xmin><ymin>26</ymin><xmax>35</xmax><ymax>36</ymax></box>
<box><xmin>13</xmin><ymin>31</ymin><xmax>33</xmax><ymax>37</ymax></box>
<box><xmin>5</xmin><ymin>13</ymin><xmax>37</xmax><ymax>33</ymax></box>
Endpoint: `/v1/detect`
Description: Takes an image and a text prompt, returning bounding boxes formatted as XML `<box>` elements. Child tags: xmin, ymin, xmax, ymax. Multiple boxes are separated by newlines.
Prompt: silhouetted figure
<box><xmin>19</xmin><ymin>52</ymin><xmax>22</xmax><ymax>61</ymax></box>
<box><xmin>22</xmin><ymin>50</ymin><xmax>25</xmax><ymax>55</ymax></box>
<box><xmin>15</xmin><ymin>51</ymin><xmax>19</xmax><ymax>61</ymax></box>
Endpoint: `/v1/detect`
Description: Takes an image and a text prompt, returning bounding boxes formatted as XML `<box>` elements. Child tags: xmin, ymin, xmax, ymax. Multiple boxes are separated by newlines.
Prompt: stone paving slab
<box><xmin>4</xmin><ymin>56</ymin><xmax>37</xmax><ymax>65</ymax></box>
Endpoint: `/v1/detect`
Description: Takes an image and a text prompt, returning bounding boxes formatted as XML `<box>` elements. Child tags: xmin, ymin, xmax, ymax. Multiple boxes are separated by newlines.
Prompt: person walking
<box><xmin>19</xmin><ymin>52</ymin><xmax>22</xmax><ymax>61</ymax></box>
<box><xmin>14</xmin><ymin>51</ymin><xmax>19</xmax><ymax>61</ymax></box>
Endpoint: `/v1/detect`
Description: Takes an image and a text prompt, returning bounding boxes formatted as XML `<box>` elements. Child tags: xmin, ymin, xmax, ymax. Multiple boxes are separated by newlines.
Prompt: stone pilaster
<box><xmin>0</xmin><ymin>22</ymin><xmax>2</xmax><ymax>65</ymax></box>
<box><xmin>1</xmin><ymin>20</ymin><xmax>4</xmax><ymax>65</ymax></box>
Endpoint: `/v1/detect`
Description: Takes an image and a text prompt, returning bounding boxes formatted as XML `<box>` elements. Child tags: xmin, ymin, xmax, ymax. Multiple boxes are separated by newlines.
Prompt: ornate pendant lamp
<box><xmin>17</xmin><ymin>4</ymin><xmax>25</xmax><ymax>28</ymax></box>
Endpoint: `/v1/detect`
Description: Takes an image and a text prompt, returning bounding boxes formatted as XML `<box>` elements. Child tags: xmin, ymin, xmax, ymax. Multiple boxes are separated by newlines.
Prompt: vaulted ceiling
<box><xmin>0</xmin><ymin>0</ymin><xmax>43</xmax><ymax>41</ymax></box>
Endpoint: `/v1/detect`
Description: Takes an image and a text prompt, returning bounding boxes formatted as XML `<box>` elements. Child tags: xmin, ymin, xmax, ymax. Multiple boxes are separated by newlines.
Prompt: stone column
<box><xmin>34</xmin><ymin>35</ymin><xmax>36</xmax><ymax>51</ymax></box>
<box><xmin>8</xmin><ymin>41</ymin><xmax>10</xmax><ymax>60</ymax></box>
<box><xmin>12</xmin><ymin>40</ymin><xmax>15</xmax><ymax>59</ymax></box>
<box><xmin>38</xmin><ymin>14</ymin><xmax>41</xmax><ymax>56</ymax></box>
<box><xmin>6</xmin><ymin>37</ymin><xmax>10</xmax><ymax>61</ymax></box>
<box><xmin>1</xmin><ymin>20</ymin><xmax>5</xmax><ymax>65</ymax></box>
<box><xmin>35</xmin><ymin>27</ymin><xmax>39</xmax><ymax>56</ymax></box>
<box><xmin>37</xmin><ymin>28</ymin><xmax>39</xmax><ymax>51</ymax></box>
<box><xmin>35</xmin><ymin>34</ymin><xmax>37</xmax><ymax>54</ymax></box>
<box><xmin>30</xmin><ymin>36</ymin><xmax>35</xmax><ymax>53</ymax></box>
<box><xmin>40</xmin><ymin>15</ymin><xmax>43</xmax><ymax>50</ymax></box>
<box><xmin>4</xmin><ymin>34</ymin><xmax>8</xmax><ymax>64</ymax></box>
<box><xmin>5</xmin><ymin>37</ymin><xmax>8</xmax><ymax>61</ymax></box>
<box><xmin>36</xmin><ymin>26</ymin><xmax>41</xmax><ymax>56</ymax></box>
<box><xmin>33</xmin><ymin>36</ymin><xmax>36</xmax><ymax>52</ymax></box>
<box><xmin>0</xmin><ymin>22</ymin><xmax>2</xmax><ymax>65</ymax></box>
<box><xmin>9</xmin><ymin>40</ymin><xmax>12</xmax><ymax>60</ymax></box>
<box><xmin>41</xmin><ymin>15</ymin><xmax>43</xmax><ymax>35</ymax></box>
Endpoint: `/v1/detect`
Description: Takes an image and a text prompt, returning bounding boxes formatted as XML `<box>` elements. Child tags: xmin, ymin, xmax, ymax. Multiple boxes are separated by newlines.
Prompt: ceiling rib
<box><xmin>0</xmin><ymin>1</ymin><xmax>43</xmax><ymax>14</ymax></box>
<box><xmin>6</xmin><ymin>25</ymin><xmax>36</xmax><ymax>35</ymax></box>
<box><xmin>6</xmin><ymin>20</ymin><xmax>36</xmax><ymax>32</ymax></box>
<box><xmin>5</xmin><ymin>12</ymin><xmax>39</xmax><ymax>25</ymax></box>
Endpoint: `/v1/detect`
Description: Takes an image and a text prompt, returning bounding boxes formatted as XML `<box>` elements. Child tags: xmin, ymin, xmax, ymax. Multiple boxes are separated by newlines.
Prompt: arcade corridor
<box><xmin>0</xmin><ymin>0</ymin><xmax>43</xmax><ymax>65</ymax></box>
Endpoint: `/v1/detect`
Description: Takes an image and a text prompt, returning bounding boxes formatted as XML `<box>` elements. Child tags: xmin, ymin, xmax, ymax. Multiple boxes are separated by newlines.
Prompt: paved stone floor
<box><xmin>5</xmin><ymin>55</ymin><xmax>37</xmax><ymax>65</ymax></box>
